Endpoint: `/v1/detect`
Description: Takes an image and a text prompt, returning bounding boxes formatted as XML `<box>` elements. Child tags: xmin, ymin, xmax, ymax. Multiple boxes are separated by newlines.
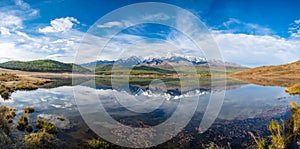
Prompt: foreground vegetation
<box><xmin>0</xmin><ymin>72</ymin><xmax>52</xmax><ymax>99</ymax></box>
<box><xmin>250</xmin><ymin>102</ymin><xmax>300</xmax><ymax>149</ymax></box>
<box><xmin>0</xmin><ymin>105</ymin><xmax>14</xmax><ymax>147</ymax></box>
<box><xmin>0</xmin><ymin>104</ymin><xmax>59</xmax><ymax>148</ymax></box>
<box><xmin>286</xmin><ymin>83</ymin><xmax>300</xmax><ymax>95</ymax></box>
<box><xmin>0</xmin><ymin>60</ymin><xmax>90</xmax><ymax>73</ymax></box>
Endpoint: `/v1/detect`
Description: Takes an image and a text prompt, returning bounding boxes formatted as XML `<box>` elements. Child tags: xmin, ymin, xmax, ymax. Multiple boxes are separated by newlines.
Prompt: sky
<box><xmin>0</xmin><ymin>0</ymin><xmax>300</xmax><ymax>67</ymax></box>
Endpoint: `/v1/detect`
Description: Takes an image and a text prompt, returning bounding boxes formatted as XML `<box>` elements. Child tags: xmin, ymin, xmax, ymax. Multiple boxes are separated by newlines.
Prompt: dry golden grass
<box><xmin>230</xmin><ymin>60</ymin><xmax>300</xmax><ymax>77</ymax></box>
<box><xmin>0</xmin><ymin>71</ymin><xmax>52</xmax><ymax>99</ymax></box>
<box><xmin>286</xmin><ymin>83</ymin><xmax>300</xmax><ymax>95</ymax></box>
<box><xmin>229</xmin><ymin>61</ymin><xmax>300</xmax><ymax>92</ymax></box>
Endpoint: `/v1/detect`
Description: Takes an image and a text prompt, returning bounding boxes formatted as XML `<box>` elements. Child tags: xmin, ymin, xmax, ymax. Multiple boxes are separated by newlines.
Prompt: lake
<box><xmin>0</xmin><ymin>77</ymin><xmax>299</xmax><ymax>148</ymax></box>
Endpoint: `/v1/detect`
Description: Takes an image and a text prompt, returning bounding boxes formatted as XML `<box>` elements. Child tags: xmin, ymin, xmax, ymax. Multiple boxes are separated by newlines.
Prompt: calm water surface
<box><xmin>0</xmin><ymin>77</ymin><xmax>299</xmax><ymax>148</ymax></box>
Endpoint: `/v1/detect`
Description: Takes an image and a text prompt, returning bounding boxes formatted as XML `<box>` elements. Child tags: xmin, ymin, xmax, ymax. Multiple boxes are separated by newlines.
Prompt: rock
<box><xmin>37</xmin><ymin>114</ymin><xmax>72</xmax><ymax>130</ymax></box>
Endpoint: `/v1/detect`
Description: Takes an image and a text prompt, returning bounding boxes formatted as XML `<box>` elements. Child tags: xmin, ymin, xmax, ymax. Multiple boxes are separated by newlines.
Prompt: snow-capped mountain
<box><xmin>81</xmin><ymin>55</ymin><xmax>246</xmax><ymax>68</ymax></box>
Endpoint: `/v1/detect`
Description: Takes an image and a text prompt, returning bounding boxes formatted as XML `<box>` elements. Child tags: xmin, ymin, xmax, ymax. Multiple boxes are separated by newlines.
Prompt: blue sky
<box><xmin>0</xmin><ymin>0</ymin><xmax>300</xmax><ymax>67</ymax></box>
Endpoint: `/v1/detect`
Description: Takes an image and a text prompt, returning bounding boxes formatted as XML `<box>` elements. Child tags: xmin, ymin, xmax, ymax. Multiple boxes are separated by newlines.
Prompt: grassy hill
<box><xmin>229</xmin><ymin>60</ymin><xmax>300</xmax><ymax>87</ymax></box>
<box><xmin>0</xmin><ymin>60</ymin><xmax>90</xmax><ymax>73</ymax></box>
<box><xmin>230</xmin><ymin>60</ymin><xmax>300</xmax><ymax>77</ymax></box>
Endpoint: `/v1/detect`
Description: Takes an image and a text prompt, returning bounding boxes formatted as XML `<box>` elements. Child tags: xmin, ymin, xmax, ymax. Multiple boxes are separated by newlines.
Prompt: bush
<box><xmin>24</xmin><ymin>131</ymin><xmax>55</xmax><ymax>148</ymax></box>
<box><xmin>36</xmin><ymin>119</ymin><xmax>57</xmax><ymax>134</ymax></box>
<box><xmin>286</xmin><ymin>83</ymin><xmax>300</xmax><ymax>95</ymax></box>
<box><xmin>24</xmin><ymin>107</ymin><xmax>35</xmax><ymax>114</ymax></box>
<box><xmin>4</xmin><ymin>108</ymin><xmax>16</xmax><ymax>123</ymax></box>
<box><xmin>16</xmin><ymin>115</ymin><xmax>29</xmax><ymax>131</ymax></box>
<box><xmin>0</xmin><ymin>106</ymin><xmax>11</xmax><ymax>134</ymax></box>
<box><xmin>26</xmin><ymin>124</ymin><xmax>33</xmax><ymax>133</ymax></box>
<box><xmin>87</xmin><ymin>139</ymin><xmax>110</xmax><ymax>149</ymax></box>
<box><xmin>57</xmin><ymin>116</ymin><xmax>65</xmax><ymax>121</ymax></box>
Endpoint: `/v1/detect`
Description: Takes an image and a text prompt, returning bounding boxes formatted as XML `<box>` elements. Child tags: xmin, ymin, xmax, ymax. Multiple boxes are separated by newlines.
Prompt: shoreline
<box><xmin>0</xmin><ymin>68</ymin><xmax>215</xmax><ymax>78</ymax></box>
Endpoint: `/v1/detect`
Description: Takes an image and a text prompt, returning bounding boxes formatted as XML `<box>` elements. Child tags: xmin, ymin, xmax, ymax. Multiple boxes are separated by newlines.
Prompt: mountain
<box><xmin>82</xmin><ymin>56</ymin><xmax>245</xmax><ymax>68</ymax></box>
<box><xmin>229</xmin><ymin>60</ymin><xmax>300</xmax><ymax>87</ymax></box>
<box><xmin>88</xmin><ymin>56</ymin><xmax>247</xmax><ymax>75</ymax></box>
<box><xmin>0</xmin><ymin>60</ymin><xmax>91</xmax><ymax>73</ymax></box>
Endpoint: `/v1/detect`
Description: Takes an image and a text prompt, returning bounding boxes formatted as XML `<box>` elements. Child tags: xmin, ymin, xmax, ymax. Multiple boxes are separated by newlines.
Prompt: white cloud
<box><xmin>14</xmin><ymin>0</ymin><xmax>30</xmax><ymax>9</ymax></box>
<box><xmin>96</xmin><ymin>21</ymin><xmax>123</xmax><ymax>28</ymax></box>
<box><xmin>294</xmin><ymin>19</ymin><xmax>300</xmax><ymax>24</ymax></box>
<box><xmin>289</xmin><ymin>19</ymin><xmax>300</xmax><ymax>38</ymax></box>
<box><xmin>0</xmin><ymin>27</ymin><xmax>11</xmax><ymax>35</ymax></box>
<box><xmin>0</xmin><ymin>13</ymin><xmax>23</xmax><ymax>30</ymax></box>
<box><xmin>39</xmin><ymin>17</ymin><xmax>80</xmax><ymax>33</ymax></box>
<box><xmin>142</xmin><ymin>13</ymin><xmax>170</xmax><ymax>21</ymax></box>
<box><xmin>213</xmin><ymin>31</ymin><xmax>300</xmax><ymax>67</ymax></box>
<box><xmin>45</xmin><ymin>54</ymin><xmax>68</xmax><ymax>60</ymax></box>
<box><xmin>221</xmin><ymin>18</ymin><xmax>274</xmax><ymax>35</ymax></box>
<box><xmin>12</xmin><ymin>0</ymin><xmax>39</xmax><ymax>18</ymax></box>
<box><xmin>0</xmin><ymin>2</ymin><xmax>82</xmax><ymax>63</ymax></box>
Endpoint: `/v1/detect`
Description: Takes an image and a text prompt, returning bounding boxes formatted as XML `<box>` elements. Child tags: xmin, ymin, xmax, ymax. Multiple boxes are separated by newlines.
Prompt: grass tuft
<box><xmin>23</xmin><ymin>107</ymin><xmax>35</xmax><ymax>114</ymax></box>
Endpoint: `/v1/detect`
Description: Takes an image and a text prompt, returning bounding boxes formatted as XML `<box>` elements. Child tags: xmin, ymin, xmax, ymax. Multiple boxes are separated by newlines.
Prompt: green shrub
<box><xmin>57</xmin><ymin>116</ymin><xmax>65</xmax><ymax>121</ymax></box>
<box><xmin>26</xmin><ymin>124</ymin><xmax>33</xmax><ymax>133</ymax></box>
<box><xmin>24</xmin><ymin>131</ymin><xmax>55</xmax><ymax>148</ymax></box>
<box><xmin>35</xmin><ymin>119</ymin><xmax>57</xmax><ymax>134</ymax></box>
<box><xmin>4</xmin><ymin>108</ymin><xmax>16</xmax><ymax>123</ymax></box>
<box><xmin>87</xmin><ymin>139</ymin><xmax>110</xmax><ymax>149</ymax></box>
<box><xmin>16</xmin><ymin>115</ymin><xmax>29</xmax><ymax>131</ymax></box>
<box><xmin>0</xmin><ymin>106</ymin><xmax>11</xmax><ymax>134</ymax></box>
<box><xmin>24</xmin><ymin>107</ymin><xmax>35</xmax><ymax>114</ymax></box>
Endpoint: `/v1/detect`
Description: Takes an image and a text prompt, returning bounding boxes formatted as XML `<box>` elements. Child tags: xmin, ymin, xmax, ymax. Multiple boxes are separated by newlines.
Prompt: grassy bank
<box><xmin>0</xmin><ymin>72</ymin><xmax>52</xmax><ymax>100</ymax></box>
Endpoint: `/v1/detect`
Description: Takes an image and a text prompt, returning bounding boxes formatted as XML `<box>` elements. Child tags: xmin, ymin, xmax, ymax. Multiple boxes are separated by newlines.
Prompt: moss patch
<box><xmin>286</xmin><ymin>83</ymin><xmax>300</xmax><ymax>95</ymax></box>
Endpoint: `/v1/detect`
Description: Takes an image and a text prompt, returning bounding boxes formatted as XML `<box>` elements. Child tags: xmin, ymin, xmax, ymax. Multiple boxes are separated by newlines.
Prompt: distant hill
<box><xmin>229</xmin><ymin>60</ymin><xmax>300</xmax><ymax>87</ymax></box>
<box><xmin>0</xmin><ymin>60</ymin><xmax>91</xmax><ymax>73</ymax></box>
<box><xmin>230</xmin><ymin>60</ymin><xmax>300</xmax><ymax>77</ymax></box>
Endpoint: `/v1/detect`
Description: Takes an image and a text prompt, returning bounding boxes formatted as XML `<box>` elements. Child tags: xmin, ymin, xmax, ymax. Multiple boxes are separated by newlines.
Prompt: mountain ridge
<box><xmin>81</xmin><ymin>56</ymin><xmax>247</xmax><ymax>69</ymax></box>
